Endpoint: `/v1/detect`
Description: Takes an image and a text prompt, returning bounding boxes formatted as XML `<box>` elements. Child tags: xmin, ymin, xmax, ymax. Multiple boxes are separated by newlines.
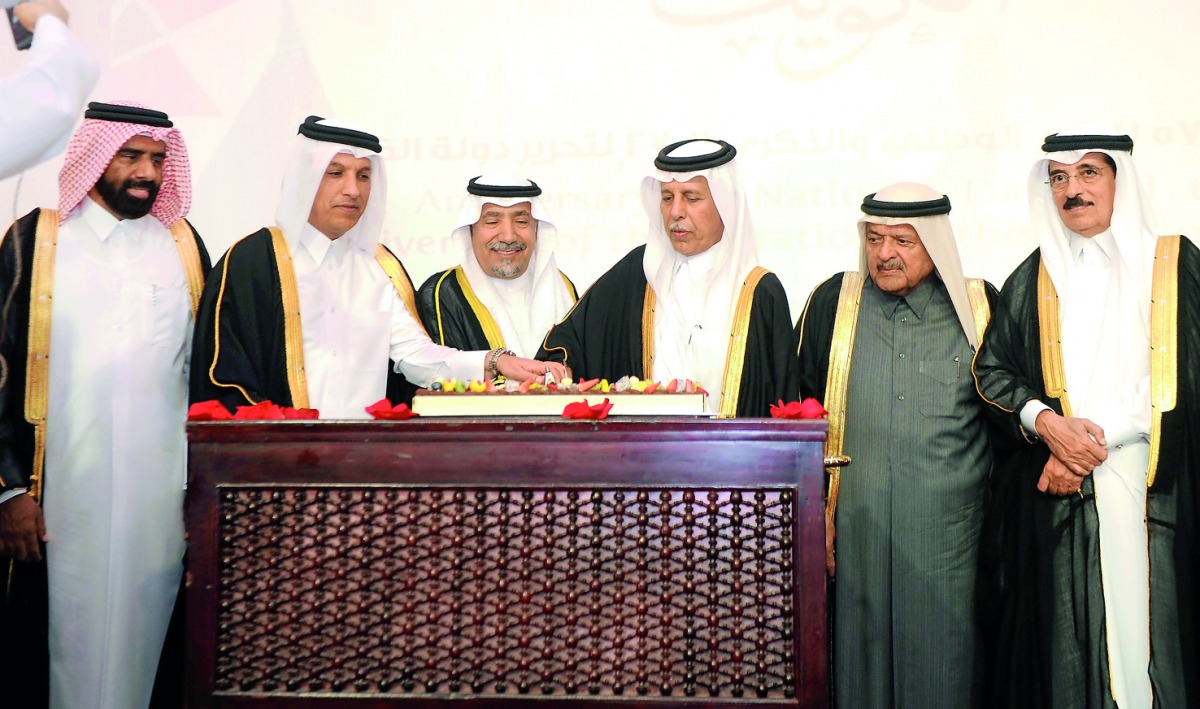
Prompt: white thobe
<box><xmin>43</xmin><ymin>197</ymin><xmax>191</xmax><ymax>709</ymax></box>
<box><xmin>655</xmin><ymin>248</ymin><xmax>724</xmax><ymax>414</ymax></box>
<box><xmin>488</xmin><ymin>268</ymin><xmax>537</xmax><ymax>357</ymax></box>
<box><xmin>0</xmin><ymin>15</ymin><xmax>98</xmax><ymax>180</ymax></box>
<box><xmin>1021</xmin><ymin>230</ymin><xmax>1152</xmax><ymax>709</ymax></box>
<box><xmin>292</xmin><ymin>225</ymin><xmax>485</xmax><ymax>418</ymax></box>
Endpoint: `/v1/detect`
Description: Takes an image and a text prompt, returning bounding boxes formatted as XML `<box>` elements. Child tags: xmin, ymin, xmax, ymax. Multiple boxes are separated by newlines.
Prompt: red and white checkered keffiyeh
<box><xmin>57</xmin><ymin>100</ymin><xmax>191</xmax><ymax>226</ymax></box>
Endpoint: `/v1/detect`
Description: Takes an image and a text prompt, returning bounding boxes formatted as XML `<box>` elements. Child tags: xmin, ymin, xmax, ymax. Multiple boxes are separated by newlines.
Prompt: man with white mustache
<box><xmin>538</xmin><ymin>138</ymin><xmax>796</xmax><ymax>416</ymax></box>
<box><xmin>417</xmin><ymin>174</ymin><xmax>576</xmax><ymax>357</ymax></box>
<box><xmin>795</xmin><ymin>182</ymin><xmax>998</xmax><ymax>709</ymax></box>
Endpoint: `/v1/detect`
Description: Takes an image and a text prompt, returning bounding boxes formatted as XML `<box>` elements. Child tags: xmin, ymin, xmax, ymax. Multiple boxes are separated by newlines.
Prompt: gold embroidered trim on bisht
<box><xmin>169</xmin><ymin>220</ymin><xmax>205</xmax><ymax>319</ymax></box>
<box><xmin>452</xmin><ymin>266</ymin><xmax>504</xmax><ymax>350</ymax></box>
<box><xmin>560</xmin><ymin>271</ymin><xmax>578</xmax><ymax>301</ymax></box>
<box><xmin>376</xmin><ymin>245</ymin><xmax>426</xmax><ymax>337</ymax></box>
<box><xmin>641</xmin><ymin>284</ymin><xmax>655</xmax><ymax>380</ymax></box>
<box><xmin>1147</xmin><ymin>235</ymin><xmax>1180</xmax><ymax>488</ymax></box>
<box><xmin>23</xmin><ymin>209</ymin><xmax>59</xmax><ymax>501</ymax></box>
<box><xmin>206</xmin><ymin>235</ymin><xmax>261</xmax><ymax>405</ymax></box>
<box><xmin>717</xmin><ymin>267</ymin><xmax>768</xmax><ymax>418</ymax></box>
<box><xmin>822</xmin><ymin>272</ymin><xmax>864</xmax><ymax>521</ymax></box>
<box><xmin>1037</xmin><ymin>259</ymin><xmax>1073</xmax><ymax>417</ymax></box>
<box><xmin>965</xmin><ymin>278</ymin><xmax>991</xmax><ymax>346</ymax></box>
<box><xmin>269</xmin><ymin>227</ymin><xmax>309</xmax><ymax>409</ymax></box>
<box><xmin>431</xmin><ymin>270</ymin><xmax>454</xmax><ymax>345</ymax></box>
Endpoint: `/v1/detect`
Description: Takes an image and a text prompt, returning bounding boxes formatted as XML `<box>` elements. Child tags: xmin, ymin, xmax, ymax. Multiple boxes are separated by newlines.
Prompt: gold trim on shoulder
<box><xmin>206</xmin><ymin>234</ymin><xmax>261</xmax><ymax>406</ymax></box>
<box><xmin>376</xmin><ymin>245</ymin><xmax>426</xmax><ymax>337</ymax></box>
<box><xmin>1147</xmin><ymin>235</ymin><xmax>1180</xmax><ymax>488</ymax></box>
<box><xmin>269</xmin><ymin>227</ymin><xmax>309</xmax><ymax>409</ymax></box>
<box><xmin>821</xmin><ymin>272</ymin><xmax>864</xmax><ymax>522</ymax></box>
<box><xmin>717</xmin><ymin>267</ymin><xmax>768</xmax><ymax>418</ymax></box>
<box><xmin>431</xmin><ymin>269</ymin><xmax>455</xmax><ymax>345</ymax></box>
<box><xmin>965</xmin><ymin>277</ymin><xmax>991</xmax><ymax>346</ymax></box>
<box><xmin>641</xmin><ymin>284</ymin><xmax>656</xmax><ymax>380</ymax></box>
<box><xmin>169</xmin><ymin>220</ymin><xmax>205</xmax><ymax>320</ymax></box>
<box><xmin>23</xmin><ymin>209</ymin><xmax>59</xmax><ymax>501</ymax></box>
<box><xmin>452</xmin><ymin>265</ymin><xmax>504</xmax><ymax>350</ymax></box>
<box><xmin>1037</xmin><ymin>258</ymin><xmax>1073</xmax><ymax>417</ymax></box>
<box><xmin>560</xmin><ymin>271</ymin><xmax>578</xmax><ymax>301</ymax></box>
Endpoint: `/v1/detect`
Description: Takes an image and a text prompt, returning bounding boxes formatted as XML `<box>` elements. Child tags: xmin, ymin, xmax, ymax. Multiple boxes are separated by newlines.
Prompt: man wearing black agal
<box><xmin>974</xmin><ymin>131</ymin><xmax>1200</xmax><ymax>709</ymax></box>
<box><xmin>539</xmin><ymin>139</ymin><xmax>796</xmax><ymax>416</ymax></box>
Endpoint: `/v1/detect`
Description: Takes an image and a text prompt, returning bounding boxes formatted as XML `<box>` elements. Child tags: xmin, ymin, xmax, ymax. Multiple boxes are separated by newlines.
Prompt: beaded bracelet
<box><xmin>487</xmin><ymin>348</ymin><xmax>515</xmax><ymax>378</ymax></box>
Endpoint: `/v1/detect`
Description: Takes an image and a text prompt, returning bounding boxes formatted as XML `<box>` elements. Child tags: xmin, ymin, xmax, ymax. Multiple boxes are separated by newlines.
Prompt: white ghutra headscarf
<box><xmin>449</xmin><ymin>173</ymin><xmax>574</xmax><ymax>357</ymax></box>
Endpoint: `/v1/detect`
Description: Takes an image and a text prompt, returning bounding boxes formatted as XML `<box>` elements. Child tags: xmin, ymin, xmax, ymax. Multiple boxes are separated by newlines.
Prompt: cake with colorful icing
<box><xmin>411</xmin><ymin>376</ymin><xmax>707</xmax><ymax>416</ymax></box>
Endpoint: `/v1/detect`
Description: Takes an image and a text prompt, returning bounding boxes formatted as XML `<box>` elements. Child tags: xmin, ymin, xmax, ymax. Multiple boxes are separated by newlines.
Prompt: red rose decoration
<box><xmin>282</xmin><ymin>407</ymin><xmax>319</xmax><ymax>420</ymax></box>
<box><xmin>798</xmin><ymin>397</ymin><xmax>828</xmax><ymax>418</ymax></box>
<box><xmin>233</xmin><ymin>401</ymin><xmax>285</xmax><ymax>420</ymax></box>
<box><xmin>187</xmin><ymin>400</ymin><xmax>233</xmax><ymax>421</ymax></box>
<box><xmin>562</xmin><ymin>398</ymin><xmax>613</xmax><ymax>420</ymax></box>
<box><xmin>365</xmin><ymin>398</ymin><xmax>419</xmax><ymax>420</ymax></box>
<box><xmin>770</xmin><ymin>398</ymin><xmax>828</xmax><ymax>419</ymax></box>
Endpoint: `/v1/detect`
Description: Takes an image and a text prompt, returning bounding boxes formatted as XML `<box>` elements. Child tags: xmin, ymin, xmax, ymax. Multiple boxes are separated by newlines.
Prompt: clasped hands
<box><xmin>1034</xmin><ymin>410</ymin><xmax>1108</xmax><ymax>496</ymax></box>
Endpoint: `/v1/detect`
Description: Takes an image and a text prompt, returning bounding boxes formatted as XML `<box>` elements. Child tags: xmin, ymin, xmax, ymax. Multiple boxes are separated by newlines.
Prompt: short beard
<box><xmin>95</xmin><ymin>176</ymin><xmax>159</xmax><ymax>219</ymax></box>
<box><xmin>489</xmin><ymin>262</ymin><xmax>523</xmax><ymax>278</ymax></box>
<box><xmin>487</xmin><ymin>242</ymin><xmax>526</xmax><ymax>279</ymax></box>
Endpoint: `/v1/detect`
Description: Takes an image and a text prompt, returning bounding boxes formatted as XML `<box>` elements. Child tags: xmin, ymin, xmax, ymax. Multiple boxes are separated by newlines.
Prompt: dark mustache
<box><xmin>1062</xmin><ymin>196</ymin><xmax>1091</xmax><ymax>209</ymax></box>
<box><xmin>124</xmin><ymin>180</ymin><xmax>158</xmax><ymax>192</ymax></box>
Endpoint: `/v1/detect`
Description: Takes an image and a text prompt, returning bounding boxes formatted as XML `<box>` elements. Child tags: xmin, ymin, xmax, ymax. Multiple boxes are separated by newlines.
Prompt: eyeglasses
<box><xmin>1045</xmin><ymin>166</ymin><xmax>1107</xmax><ymax>192</ymax></box>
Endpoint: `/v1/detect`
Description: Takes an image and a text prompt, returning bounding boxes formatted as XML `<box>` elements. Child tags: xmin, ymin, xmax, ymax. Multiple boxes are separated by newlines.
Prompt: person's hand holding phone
<box><xmin>9</xmin><ymin>0</ymin><xmax>70</xmax><ymax>50</ymax></box>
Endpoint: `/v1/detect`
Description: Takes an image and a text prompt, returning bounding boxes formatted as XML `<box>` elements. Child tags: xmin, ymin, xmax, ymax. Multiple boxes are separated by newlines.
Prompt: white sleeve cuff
<box><xmin>442</xmin><ymin>350</ymin><xmax>489</xmax><ymax>383</ymax></box>
<box><xmin>1020</xmin><ymin>400</ymin><xmax>1052</xmax><ymax>436</ymax></box>
<box><xmin>0</xmin><ymin>488</ymin><xmax>28</xmax><ymax>505</ymax></box>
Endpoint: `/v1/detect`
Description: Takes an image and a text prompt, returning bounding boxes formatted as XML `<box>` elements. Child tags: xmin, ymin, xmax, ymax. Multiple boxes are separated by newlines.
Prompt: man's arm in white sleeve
<box><xmin>386</xmin><ymin>293</ymin><xmax>486</xmax><ymax>386</ymax></box>
<box><xmin>0</xmin><ymin>14</ymin><xmax>99</xmax><ymax>180</ymax></box>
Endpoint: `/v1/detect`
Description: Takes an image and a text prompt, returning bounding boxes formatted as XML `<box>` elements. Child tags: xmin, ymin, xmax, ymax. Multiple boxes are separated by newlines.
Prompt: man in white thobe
<box><xmin>975</xmin><ymin>130</ymin><xmax>1200</xmax><ymax>708</ymax></box>
<box><xmin>0</xmin><ymin>101</ymin><xmax>209</xmax><ymax>708</ymax></box>
<box><xmin>190</xmin><ymin>117</ymin><xmax>564</xmax><ymax>417</ymax></box>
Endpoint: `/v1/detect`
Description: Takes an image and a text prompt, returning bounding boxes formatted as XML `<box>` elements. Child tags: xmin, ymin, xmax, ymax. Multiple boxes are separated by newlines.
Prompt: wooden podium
<box><xmin>186</xmin><ymin>418</ymin><xmax>828</xmax><ymax>708</ymax></box>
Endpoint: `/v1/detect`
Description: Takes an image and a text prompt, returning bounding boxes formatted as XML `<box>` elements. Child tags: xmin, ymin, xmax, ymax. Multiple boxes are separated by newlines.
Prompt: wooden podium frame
<box><xmin>186</xmin><ymin>418</ymin><xmax>828</xmax><ymax>708</ymax></box>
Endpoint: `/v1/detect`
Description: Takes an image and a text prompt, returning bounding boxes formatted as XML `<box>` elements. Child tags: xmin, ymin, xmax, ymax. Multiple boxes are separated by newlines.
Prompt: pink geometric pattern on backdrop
<box><xmin>147</xmin><ymin>0</ymin><xmax>239</xmax><ymax>28</ymax></box>
<box><xmin>112</xmin><ymin>1</ymin><xmax>160</xmax><ymax>55</ymax></box>
<box><xmin>108</xmin><ymin>44</ymin><xmax>220</xmax><ymax>116</ymax></box>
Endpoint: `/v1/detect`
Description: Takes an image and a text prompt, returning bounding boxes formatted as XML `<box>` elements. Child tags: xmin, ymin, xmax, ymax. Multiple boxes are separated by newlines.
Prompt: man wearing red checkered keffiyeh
<box><xmin>56</xmin><ymin>100</ymin><xmax>192</xmax><ymax>227</ymax></box>
<box><xmin>0</xmin><ymin>101</ymin><xmax>210</xmax><ymax>709</ymax></box>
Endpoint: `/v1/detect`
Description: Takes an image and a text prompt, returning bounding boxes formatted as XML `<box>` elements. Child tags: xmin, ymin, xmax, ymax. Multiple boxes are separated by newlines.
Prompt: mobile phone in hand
<box><xmin>6</xmin><ymin>1</ymin><xmax>33</xmax><ymax>51</ymax></box>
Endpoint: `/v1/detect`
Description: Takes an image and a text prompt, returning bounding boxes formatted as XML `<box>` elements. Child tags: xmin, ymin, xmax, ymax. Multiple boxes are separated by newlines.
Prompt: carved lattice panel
<box><xmin>215</xmin><ymin>487</ymin><xmax>797</xmax><ymax>699</ymax></box>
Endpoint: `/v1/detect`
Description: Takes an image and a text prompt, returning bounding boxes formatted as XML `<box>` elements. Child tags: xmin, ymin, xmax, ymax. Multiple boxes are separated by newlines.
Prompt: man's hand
<box><xmin>13</xmin><ymin>0</ymin><xmax>70</xmax><ymax>31</ymax></box>
<box><xmin>1034</xmin><ymin>410</ymin><xmax>1108</xmax><ymax>476</ymax></box>
<box><xmin>825</xmin><ymin>508</ymin><xmax>836</xmax><ymax>577</ymax></box>
<box><xmin>1037</xmin><ymin>454</ymin><xmax>1087</xmax><ymax>496</ymax></box>
<box><xmin>0</xmin><ymin>494</ymin><xmax>47</xmax><ymax>562</ymax></box>
<box><xmin>496</xmin><ymin>355</ymin><xmax>569</xmax><ymax>383</ymax></box>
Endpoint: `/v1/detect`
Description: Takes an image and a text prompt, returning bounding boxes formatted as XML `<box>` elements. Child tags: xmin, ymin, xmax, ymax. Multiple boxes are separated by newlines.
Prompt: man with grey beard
<box><xmin>417</xmin><ymin>174</ymin><xmax>577</xmax><ymax>357</ymax></box>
